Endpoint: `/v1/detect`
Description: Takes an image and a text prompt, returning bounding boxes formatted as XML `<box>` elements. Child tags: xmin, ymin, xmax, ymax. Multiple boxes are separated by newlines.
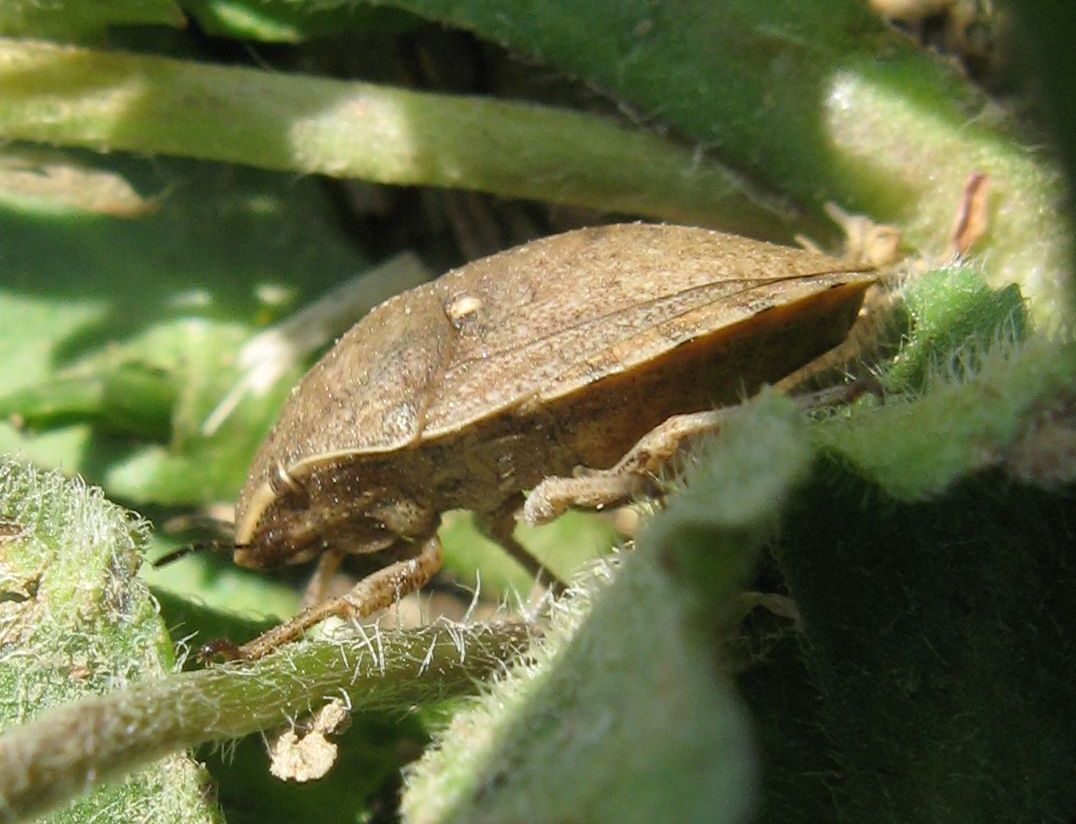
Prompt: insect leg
<box><xmin>236</xmin><ymin>536</ymin><xmax>443</xmax><ymax>660</ymax></box>
<box><xmin>476</xmin><ymin>495</ymin><xmax>567</xmax><ymax>590</ymax></box>
<box><xmin>522</xmin><ymin>408</ymin><xmax>732</xmax><ymax>525</ymax></box>
<box><xmin>523</xmin><ymin>381</ymin><xmax>878</xmax><ymax>527</ymax></box>
<box><xmin>299</xmin><ymin>548</ymin><xmax>347</xmax><ymax>610</ymax></box>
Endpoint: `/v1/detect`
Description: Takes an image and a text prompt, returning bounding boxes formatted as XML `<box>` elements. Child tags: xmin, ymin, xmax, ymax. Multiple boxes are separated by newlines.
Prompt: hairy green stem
<box><xmin>0</xmin><ymin>38</ymin><xmax>786</xmax><ymax>236</ymax></box>
<box><xmin>0</xmin><ymin>621</ymin><xmax>530</xmax><ymax>823</ymax></box>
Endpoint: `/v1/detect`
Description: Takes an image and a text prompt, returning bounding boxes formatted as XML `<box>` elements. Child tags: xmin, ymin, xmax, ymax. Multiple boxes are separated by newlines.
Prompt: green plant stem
<box><xmin>0</xmin><ymin>622</ymin><xmax>530</xmax><ymax>823</ymax></box>
<box><xmin>0</xmin><ymin>37</ymin><xmax>786</xmax><ymax>236</ymax></box>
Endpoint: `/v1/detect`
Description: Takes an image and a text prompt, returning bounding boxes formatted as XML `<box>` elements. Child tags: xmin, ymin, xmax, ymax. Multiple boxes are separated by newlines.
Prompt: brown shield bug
<box><xmin>230</xmin><ymin>223</ymin><xmax>873</xmax><ymax>657</ymax></box>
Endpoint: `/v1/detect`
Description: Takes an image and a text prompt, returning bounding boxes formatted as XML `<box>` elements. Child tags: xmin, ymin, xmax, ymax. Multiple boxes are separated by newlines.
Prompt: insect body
<box><xmin>232</xmin><ymin>223</ymin><xmax>873</xmax><ymax>657</ymax></box>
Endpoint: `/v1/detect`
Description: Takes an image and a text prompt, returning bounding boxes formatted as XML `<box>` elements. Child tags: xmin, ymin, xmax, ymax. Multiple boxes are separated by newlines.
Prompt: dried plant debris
<box><xmin>269</xmin><ymin>698</ymin><xmax>352</xmax><ymax>783</ymax></box>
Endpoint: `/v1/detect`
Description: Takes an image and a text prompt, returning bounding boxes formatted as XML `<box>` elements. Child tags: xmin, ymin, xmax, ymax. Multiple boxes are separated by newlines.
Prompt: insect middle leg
<box><xmin>236</xmin><ymin>535</ymin><xmax>443</xmax><ymax>660</ymax></box>
<box><xmin>522</xmin><ymin>408</ymin><xmax>732</xmax><ymax>526</ymax></box>
<box><xmin>299</xmin><ymin>547</ymin><xmax>347</xmax><ymax>610</ymax></box>
<box><xmin>522</xmin><ymin>384</ymin><xmax>875</xmax><ymax>526</ymax></box>
<box><xmin>476</xmin><ymin>494</ymin><xmax>567</xmax><ymax>590</ymax></box>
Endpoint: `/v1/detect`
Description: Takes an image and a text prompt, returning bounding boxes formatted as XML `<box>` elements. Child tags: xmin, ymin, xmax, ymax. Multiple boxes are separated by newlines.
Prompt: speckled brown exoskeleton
<box><xmin>231</xmin><ymin>223</ymin><xmax>874</xmax><ymax>658</ymax></box>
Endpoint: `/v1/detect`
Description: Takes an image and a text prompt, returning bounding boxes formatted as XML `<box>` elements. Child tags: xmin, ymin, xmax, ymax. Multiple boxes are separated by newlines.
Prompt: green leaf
<box><xmin>885</xmin><ymin>266</ymin><xmax>1027</xmax><ymax>394</ymax></box>
<box><xmin>402</xmin><ymin>394</ymin><xmax>809</xmax><ymax>823</ymax></box>
<box><xmin>0</xmin><ymin>457</ymin><xmax>217</xmax><ymax>822</ymax></box>
<box><xmin>371</xmin><ymin>0</ymin><xmax>1070</xmax><ymax>327</ymax></box>
<box><xmin>0</xmin><ymin>588</ymin><xmax>531</xmax><ymax>821</ymax></box>
<box><xmin>773</xmin><ymin>464</ymin><xmax>1076</xmax><ymax>823</ymax></box>
<box><xmin>0</xmin><ymin>155</ymin><xmax>367</xmax><ymax>505</ymax></box>
<box><xmin>0</xmin><ymin>0</ymin><xmax>185</xmax><ymax>41</ymax></box>
<box><xmin>814</xmin><ymin>273</ymin><xmax>1070</xmax><ymax>500</ymax></box>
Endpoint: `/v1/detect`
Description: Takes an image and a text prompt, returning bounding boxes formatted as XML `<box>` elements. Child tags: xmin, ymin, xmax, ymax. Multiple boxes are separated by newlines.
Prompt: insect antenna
<box><xmin>153</xmin><ymin>539</ymin><xmax>244</xmax><ymax>568</ymax></box>
<box><xmin>153</xmin><ymin>511</ymin><xmax>239</xmax><ymax>567</ymax></box>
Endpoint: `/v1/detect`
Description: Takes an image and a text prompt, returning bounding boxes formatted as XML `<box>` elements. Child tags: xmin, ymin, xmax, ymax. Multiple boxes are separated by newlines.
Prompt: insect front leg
<box><xmin>236</xmin><ymin>535</ymin><xmax>443</xmax><ymax>660</ymax></box>
<box><xmin>521</xmin><ymin>408</ymin><xmax>733</xmax><ymax>526</ymax></box>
